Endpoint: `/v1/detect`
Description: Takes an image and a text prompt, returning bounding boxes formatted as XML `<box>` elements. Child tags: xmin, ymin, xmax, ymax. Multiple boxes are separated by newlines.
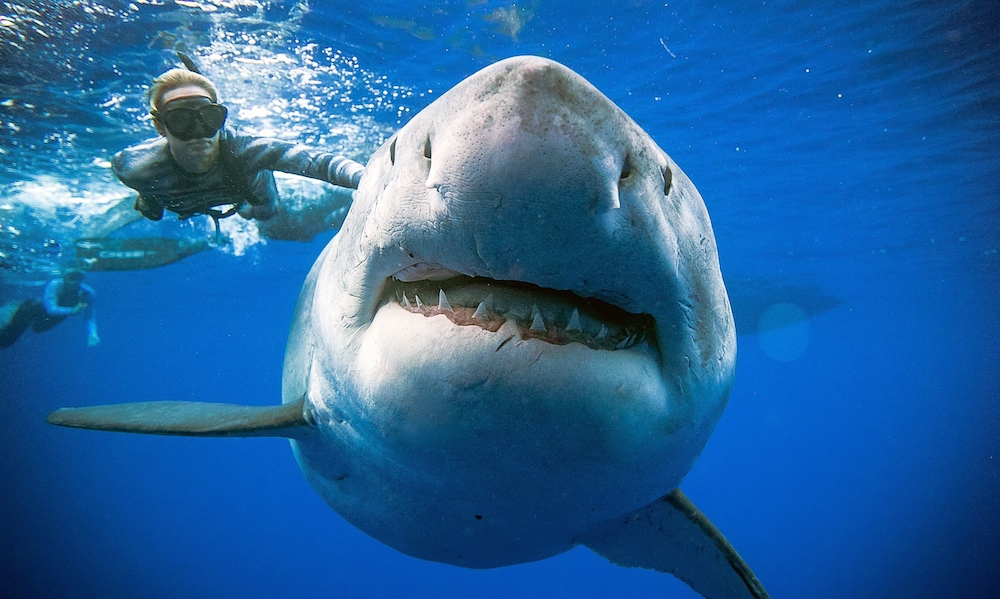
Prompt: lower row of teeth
<box><xmin>396</xmin><ymin>288</ymin><xmax>646</xmax><ymax>351</ymax></box>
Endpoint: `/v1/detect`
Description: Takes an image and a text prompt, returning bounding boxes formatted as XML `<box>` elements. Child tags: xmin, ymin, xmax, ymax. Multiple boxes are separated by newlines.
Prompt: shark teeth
<box><xmin>387</xmin><ymin>276</ymin><xmax>653</xmax><ymax>352</ymax></box>
<box><xmin>472</xmin><ymin>294</ymin><xmax>492</xmax><ymax>320</ymax></box>
<box><xmin>438</xmin><ymin>289</ymin><xmax>453</xmax><ymax>312</ymax></box>
<box><xmin>530</xmin><ymin>304</ymin><xmax>546</xmax><ymax>332</ymax></box>
<box><xmin>567</xmin><ymin>308</ymin><xmax>581</xmax><ymax>332</ymax></box>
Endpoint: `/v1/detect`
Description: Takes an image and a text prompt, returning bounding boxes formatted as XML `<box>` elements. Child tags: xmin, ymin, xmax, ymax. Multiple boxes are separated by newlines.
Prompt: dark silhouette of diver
<box><xmin>0</xmin><ymin>269</ymin><xmax>99</xmax><ymax>348</ymax></box>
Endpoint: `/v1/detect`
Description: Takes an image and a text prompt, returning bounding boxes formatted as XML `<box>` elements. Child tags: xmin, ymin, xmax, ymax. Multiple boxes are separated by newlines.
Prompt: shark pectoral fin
<box><xmin>46</xmin><ymin>396</ymin><xmax>312</xmax><ymax>439</ymax></box>
<box><xmin>581</xmin><ymin>489</ymin><xmax>769</xmax><ymax>599</ymax></box>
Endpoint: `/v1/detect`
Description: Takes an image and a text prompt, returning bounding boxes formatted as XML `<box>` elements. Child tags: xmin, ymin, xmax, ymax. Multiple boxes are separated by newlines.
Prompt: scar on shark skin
<box><xmin>495</xmin><ymin>334</ymin><xmax>515</xmax><ymax>352</ymax></box>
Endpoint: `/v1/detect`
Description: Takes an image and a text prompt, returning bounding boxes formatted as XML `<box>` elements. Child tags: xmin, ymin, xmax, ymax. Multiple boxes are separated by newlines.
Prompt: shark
<box><xmin>48</xmin><ymin>56</ymin><xmax>769</xmax><ymax>599</ymax></box>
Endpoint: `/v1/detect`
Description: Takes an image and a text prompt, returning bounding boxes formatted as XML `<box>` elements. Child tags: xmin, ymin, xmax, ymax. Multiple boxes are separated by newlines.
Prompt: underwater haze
<box><xmin>1</xmin><ymin>1</ymin><xmax>998</xmax><ymax>597</ymax></box>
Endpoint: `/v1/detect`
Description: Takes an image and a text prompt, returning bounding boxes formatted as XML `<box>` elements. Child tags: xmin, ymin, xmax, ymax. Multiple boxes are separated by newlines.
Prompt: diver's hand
<box><xmin>73</xmin><ymin>302</ymin><xmax>87</xmax><ymax>314</ymax></box>
<box><xmin>135</xmin><ymin>196</ymin><xmax>164</xmax><ymax>221</ymax></box>
<box><xmin>87</xmin><ymin>330</ymin><xmax>100</xmax><ymax>347</ymax></box>
<box><xmin>250</xmin><ymin>203</ymin><xmax>276</xmax><ymax>221</ymax></box>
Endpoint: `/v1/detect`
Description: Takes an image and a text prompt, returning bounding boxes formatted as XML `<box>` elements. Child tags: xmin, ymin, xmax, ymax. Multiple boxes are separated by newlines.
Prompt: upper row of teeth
<box><xmin>400</xmin><ymin>288</ymin><xmax>644</xmax><ymax>350</ymax></box>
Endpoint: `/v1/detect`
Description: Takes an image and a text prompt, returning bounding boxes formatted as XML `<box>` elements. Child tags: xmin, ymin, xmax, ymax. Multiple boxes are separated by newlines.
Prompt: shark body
<box><xmin>49</xmin><ymin>56</ymin><xmax>767</xmax><ymax>599</ymax></box>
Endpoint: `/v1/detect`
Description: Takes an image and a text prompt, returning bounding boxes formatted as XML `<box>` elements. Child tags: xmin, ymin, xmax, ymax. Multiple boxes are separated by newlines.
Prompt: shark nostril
<box><xmin>423</xmin><ymin>137</ymin><xmax>432</xmax><ymax>160</ymax></box>
<box><xmin>620</xmin><ymin>152</ymin><xmax>632</xmax><ymax>180</ymax></box>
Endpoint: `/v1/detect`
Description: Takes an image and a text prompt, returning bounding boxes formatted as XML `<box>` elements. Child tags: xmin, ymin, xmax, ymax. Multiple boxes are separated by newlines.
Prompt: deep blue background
<box><xmin>1</xmin><ymin>1</ymin><xmax>998</xmax><ymax>597</ymax></box>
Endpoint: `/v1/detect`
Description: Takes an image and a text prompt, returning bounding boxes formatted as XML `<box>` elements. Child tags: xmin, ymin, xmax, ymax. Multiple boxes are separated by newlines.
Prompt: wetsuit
<box><xmin>0</xmin><ymin>279</ymin><xmax>97</xmax><ymax>348</ymax></box>
<box><xmin>111</xmin><ymin>126</ymin><xmax>364</xmax><ymax>221</ymax></box>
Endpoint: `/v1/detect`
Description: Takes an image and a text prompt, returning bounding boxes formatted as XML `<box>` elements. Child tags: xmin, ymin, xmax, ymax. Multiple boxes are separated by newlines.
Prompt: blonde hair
<box><xmin>147</xmin><ymin>68</ymin><xmax>221</xmax><ymax>112</ymax></box>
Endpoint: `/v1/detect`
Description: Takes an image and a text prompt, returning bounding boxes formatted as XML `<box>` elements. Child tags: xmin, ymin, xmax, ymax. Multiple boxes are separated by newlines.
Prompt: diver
<box><xmin>0</xmin><ymin>269</ymin><xmax>99</xmax><ymax>348</ymax></box>
<box><xmin>112</xmin><ymin>66</ymin><xmax>364</xmax><ymax>229</ymax></box>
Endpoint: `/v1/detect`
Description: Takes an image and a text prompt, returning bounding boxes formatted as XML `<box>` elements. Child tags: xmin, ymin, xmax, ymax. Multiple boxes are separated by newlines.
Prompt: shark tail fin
<box><xmin>46</xmin><ymin>396</ymin><xmax>311</xmax><ymax>439</ymax></box>
<box><xmin>581</xmin><ymin>488</ymin><xmax>769</xmax><ymax>599</ymax></box>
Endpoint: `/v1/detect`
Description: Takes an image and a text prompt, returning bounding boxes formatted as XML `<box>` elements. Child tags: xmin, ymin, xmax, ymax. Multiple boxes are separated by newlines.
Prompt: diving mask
<box><xmin>153</xmin><ymin>96</ymin><xmax>228</xmax><ymax>141</ymax></box>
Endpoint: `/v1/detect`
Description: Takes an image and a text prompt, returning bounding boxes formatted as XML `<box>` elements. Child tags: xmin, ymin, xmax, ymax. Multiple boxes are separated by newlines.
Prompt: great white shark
<box><xmin>48</xmin><ymin>56</ymin><xmax>769</xmax><ymax>599</ymax></box>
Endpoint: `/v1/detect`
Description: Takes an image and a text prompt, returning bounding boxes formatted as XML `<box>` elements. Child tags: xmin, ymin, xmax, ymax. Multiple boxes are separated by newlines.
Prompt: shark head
<box><xmin>285</xmin><ymin>55</ymin><xmax>736</xmax><ymax>567</ymax></box>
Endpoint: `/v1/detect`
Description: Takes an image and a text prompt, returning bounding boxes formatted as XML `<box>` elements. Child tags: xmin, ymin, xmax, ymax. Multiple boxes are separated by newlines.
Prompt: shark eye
<box><xmin>388</xmin><ymin>138</ymin><xmax>397</xmax><ymax>165</ymax></box>
<box><xmin>662</xmin><ymin>166</ymin><xmax>672</xmax><ymax>195</ymax></box>
<box><xmin>423</xmin><ymin>137</ymin><xmax>432</xmax><ymax>160</ymax></box>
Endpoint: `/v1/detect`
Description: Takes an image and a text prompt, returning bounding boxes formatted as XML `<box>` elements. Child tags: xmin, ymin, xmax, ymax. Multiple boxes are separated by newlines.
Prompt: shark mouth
<box><xmin>382</xmin><ymin>276</ymin><xmax>655</xmax><ymax>352</ymax></box>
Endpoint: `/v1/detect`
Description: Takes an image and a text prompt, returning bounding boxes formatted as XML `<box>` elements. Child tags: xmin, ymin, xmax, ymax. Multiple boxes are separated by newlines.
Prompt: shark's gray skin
<box><xmin>256</xmin><ymin>184</ymin><xmax>354</xmax><ymax>242</ymax></box>
<box><xmin>48</xmin><ymin>56</ymin><xmax>768</xmax><ymax>599</ymax></box>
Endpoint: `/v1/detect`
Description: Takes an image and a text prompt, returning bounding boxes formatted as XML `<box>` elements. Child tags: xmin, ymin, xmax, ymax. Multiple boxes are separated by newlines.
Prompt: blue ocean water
<box><xmin>1</xmin><ymin>0</ymin><xmax>998</xmax><ymax>597</ymax></box>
